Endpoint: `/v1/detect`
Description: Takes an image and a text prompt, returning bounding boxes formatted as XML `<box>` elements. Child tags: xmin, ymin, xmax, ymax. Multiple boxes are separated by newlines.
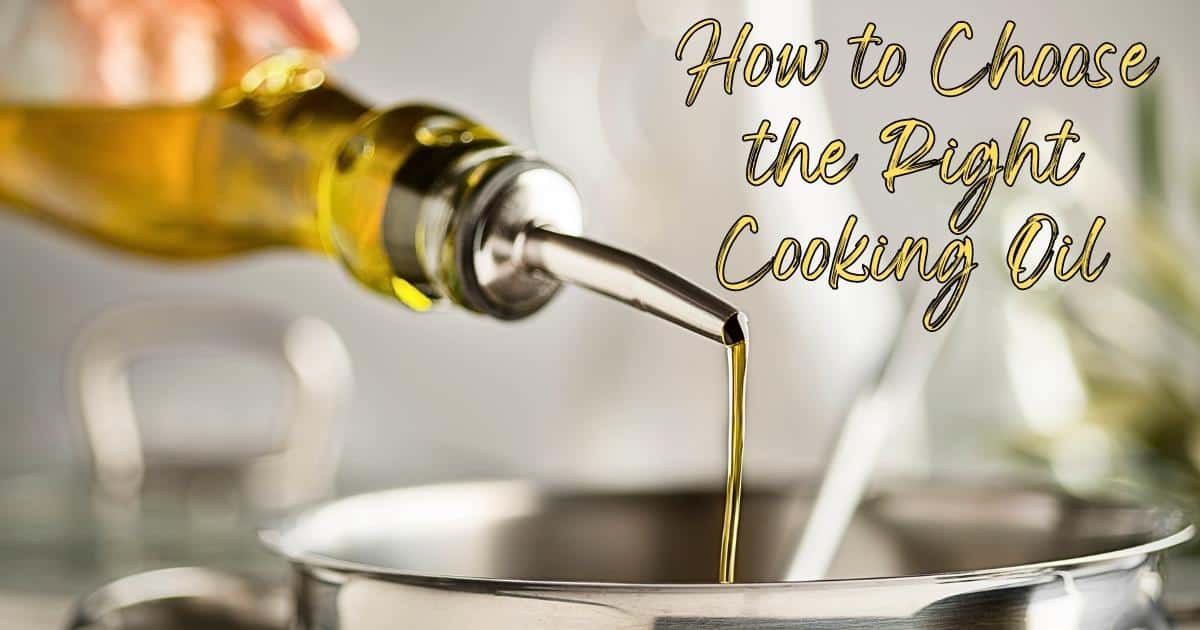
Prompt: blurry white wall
<box><xmin>0</xmin><ymin>0</ymin><xmax>1197</xmax><ymax>489</ymax></box>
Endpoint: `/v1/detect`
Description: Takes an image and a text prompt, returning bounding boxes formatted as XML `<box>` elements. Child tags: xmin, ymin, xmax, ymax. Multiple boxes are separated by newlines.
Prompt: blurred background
<box><xmin>0</xmin><ymin>0</ymin><xmax>1198</xmax><ymax>622</ymax></box>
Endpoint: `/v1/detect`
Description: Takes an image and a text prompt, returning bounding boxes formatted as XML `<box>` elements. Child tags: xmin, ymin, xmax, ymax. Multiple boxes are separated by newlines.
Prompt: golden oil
<box><xmin>719</xmin><ymin>339</ymin><xmax>747</xmax><ymax>583</ymax></box>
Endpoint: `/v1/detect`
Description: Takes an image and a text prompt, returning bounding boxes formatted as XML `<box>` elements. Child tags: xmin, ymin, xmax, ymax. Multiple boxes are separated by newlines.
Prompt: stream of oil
<box><xmin>719</xmin><ymin>339</ymin><xmax>747</xmax><ymax>584</ymax></box>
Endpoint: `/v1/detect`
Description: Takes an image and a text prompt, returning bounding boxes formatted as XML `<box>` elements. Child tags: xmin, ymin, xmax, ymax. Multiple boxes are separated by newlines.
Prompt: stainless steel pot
<box><xmin>70</xmin><ymin>480</ymin><xmax>1195</xmax><ymax>629</ymax></box>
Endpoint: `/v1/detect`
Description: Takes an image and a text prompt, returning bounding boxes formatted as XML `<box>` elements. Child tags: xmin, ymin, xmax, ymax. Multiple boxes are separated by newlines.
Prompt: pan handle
<box><xmin>66</xmin><ymin>567</ymin><xmax>288</xmax><ymax>630</ymax></box>
<box><xmin>68</xmin><ymin>299</ymin><xmax>352</xmax><ymax>508</ymax></box>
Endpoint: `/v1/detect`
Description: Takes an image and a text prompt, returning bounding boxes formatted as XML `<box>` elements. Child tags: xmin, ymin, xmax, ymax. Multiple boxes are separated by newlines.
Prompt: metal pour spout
<box><xmin>518</xmin><ymin>226</ymin><xmax>747</xmax><ymax>346</ymax></box>
<box><xmin>426</xmin><ymin>154</ymin><xmax>745</xmax><ymax>340</ymax></box>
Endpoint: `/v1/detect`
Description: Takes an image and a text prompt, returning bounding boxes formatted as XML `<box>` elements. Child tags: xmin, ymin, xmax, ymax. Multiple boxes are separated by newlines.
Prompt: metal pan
<box><xmin>70</xmin><ymin>480</ymin><xmax>1195</xmax><ymax>629</ymax></box>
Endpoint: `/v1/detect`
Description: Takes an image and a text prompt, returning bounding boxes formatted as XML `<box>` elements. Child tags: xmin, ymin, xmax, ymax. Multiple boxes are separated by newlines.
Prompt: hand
<box><xmin>4</xmin><ymin>0</ymin><xmax>359</xmax><ymax>103</ymax></box>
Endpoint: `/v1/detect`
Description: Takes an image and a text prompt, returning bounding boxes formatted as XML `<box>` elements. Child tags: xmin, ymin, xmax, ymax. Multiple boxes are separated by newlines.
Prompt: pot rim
<box><xmin>258</xmin><ymin>479</ymin><xmax>1195</xmax><ymax>591</ymax></box>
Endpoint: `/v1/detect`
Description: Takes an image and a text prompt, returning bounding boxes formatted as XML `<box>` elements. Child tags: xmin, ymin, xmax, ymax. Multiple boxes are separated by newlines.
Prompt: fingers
<box><xmin>67</xmin><ymin>0</ymin><xmax>151</xmax><ymax>103</ymax></box>
<box><xmin>60</xmin><ymin>0</ymin><xmax>359</xmax><ymax>104</ymax></box>
<box><xmin>190</xmin><ymin>0</ymin><xmax>361</xmax><ymax>93</ymax></box>
<box><xmin>248</xmin><ymin>0</ymin><xmax>358</xmax><ymax>58</ymax></box>
<box><xmin>146</xmin><ymin>1</ymin><xmax>219</xmax><ymax>102</ymax></box>
<box><xmin>68</xmin><ymin>0</ymin><xmax>221</xmax><ymax>103</ymax></box>
<box><xmin>210</xmin><ymin>0</ymin><xmax>300</xmax><ymax>87</ymax></box>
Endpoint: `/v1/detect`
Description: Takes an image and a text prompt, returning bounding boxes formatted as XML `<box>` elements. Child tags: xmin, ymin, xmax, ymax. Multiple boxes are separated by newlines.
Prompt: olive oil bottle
<box><xmin>0</xmin><ymin>52</ymin><xmax>523</xmax><ymax>312</ymax></box>
<box><xmin>0</xmin><ymin>51</ymin><xmax>750</xmax><ymax>582</ymax></box>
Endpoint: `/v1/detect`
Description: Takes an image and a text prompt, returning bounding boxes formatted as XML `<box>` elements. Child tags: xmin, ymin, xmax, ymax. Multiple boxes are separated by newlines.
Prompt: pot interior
<box><xmin>271</xmin><ymin>481</ymin><xmax>1187</xmax><ymax>583</ymax></box>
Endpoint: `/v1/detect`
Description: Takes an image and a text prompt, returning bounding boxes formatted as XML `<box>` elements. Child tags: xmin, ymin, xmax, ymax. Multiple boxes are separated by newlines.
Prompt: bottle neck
<box><xmin>220</xmin><ymin>71</ymin><xmax>373</xmax><ymax>254</ymax></box>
